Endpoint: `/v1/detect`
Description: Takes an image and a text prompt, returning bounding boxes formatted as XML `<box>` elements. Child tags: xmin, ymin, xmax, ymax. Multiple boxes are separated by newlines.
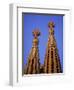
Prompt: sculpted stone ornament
<box><xmin>44</xmin><ymin>21</ymin><xmax>62</xmax><ymax>73</ymax></box>
<box><xmin>26</xmin><ymin>29</ymin><xmax>41</xmax><ymax>74</ymax></box>
<box><xmin>25</xmin><ymin>22</ymin><xmax>62</xmax><ymax>74</ymax></box>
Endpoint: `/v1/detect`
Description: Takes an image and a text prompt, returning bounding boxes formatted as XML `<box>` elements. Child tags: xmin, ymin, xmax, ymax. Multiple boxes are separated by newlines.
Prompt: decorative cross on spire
<box><xmin>48</xmin><ymin>21</ymin><xmax>55</xmax><ymax>30</ymax></box>
<box><xmin>48</xmin><ymin>21</ymin><xmax>55</xmax><ymax>35</ymax></box>
<box><xmin>32</xmin><ymin>29</ymin><xmax>40</xmax><ymax>38</ymax></box>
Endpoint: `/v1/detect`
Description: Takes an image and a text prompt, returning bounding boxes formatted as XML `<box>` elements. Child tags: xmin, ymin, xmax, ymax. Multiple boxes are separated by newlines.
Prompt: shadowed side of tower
<box><xmin>44</xmin><ymin>22</ymin><xmax>62</xmax><ymax>73</ymax></box>
<box><xmin>25</xmin><ymin>29</ymin><xmax>41</xmax><ymax>74</ymax></box>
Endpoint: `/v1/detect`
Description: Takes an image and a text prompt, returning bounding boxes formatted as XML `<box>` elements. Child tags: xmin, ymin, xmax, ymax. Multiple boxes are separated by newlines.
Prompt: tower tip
<box><xmin>48</xmin><ymin>21</ymin><xmax>55</xmax><ymax>29</ymax></box>
<box><xmin>32</xmin><ymin>29</ymin><xmax>41</xmax><ymax>38</ymax></box>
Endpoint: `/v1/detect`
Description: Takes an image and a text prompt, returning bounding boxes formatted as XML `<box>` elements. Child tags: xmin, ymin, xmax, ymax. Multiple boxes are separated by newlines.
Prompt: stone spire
<box><xmin>44</xmin><ymin>22</ymin><xmax>62</xmax><ymax>73</ymax></box>
<box><xmin>26</xmin><ymin>29</ymin><xmax>41</xmax><ymax>74</ymax></box>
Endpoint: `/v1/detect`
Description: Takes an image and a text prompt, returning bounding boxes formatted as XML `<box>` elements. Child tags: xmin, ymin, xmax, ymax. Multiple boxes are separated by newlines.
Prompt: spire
<box><xmin>44</xmin><ymin>21</ymin><xmax>62</xmax><ymax>73</ymax></box>
<box><xmin>26</xmin><ymin>29</ymin><xmax>41</xmax><ymax>74</ymax></box>
<box><xmin>32</xmin><ymin>29</ymin><xmax>40</xmax><ymax>38</ymax></box>
<box><xmin>48</xmin><ymin>21</ymin><xmax>55</xmax><ymax>35</ymax></box>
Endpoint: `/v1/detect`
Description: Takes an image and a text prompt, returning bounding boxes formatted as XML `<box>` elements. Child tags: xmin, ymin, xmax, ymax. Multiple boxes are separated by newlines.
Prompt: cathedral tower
<box><xmin>44</xmin><ymin>22</ymin><xmax>62</xmax><ymax>73</ymax></box>
<box><xmin>26</xmin><ymin>29</ymin><xmax>41</xmax><ymax>74</ymax></box>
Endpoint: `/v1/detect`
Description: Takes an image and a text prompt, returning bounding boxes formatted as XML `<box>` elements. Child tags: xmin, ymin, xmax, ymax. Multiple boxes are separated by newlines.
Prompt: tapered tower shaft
<box><xmin>26</xmin><ymin>29</ymin><xmax>41</xmax><ymax>74</ymax></box>
<box><xmin>44</xmin><ymin>22</ymin><xmax>62</xmax><ymax>73</ymax></box>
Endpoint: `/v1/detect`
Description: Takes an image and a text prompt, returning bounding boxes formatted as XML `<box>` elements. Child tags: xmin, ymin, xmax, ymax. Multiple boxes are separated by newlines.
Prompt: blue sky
<box><xmin>22</xmin><ymin>13</ymin><xmax>63</xmax><ymax>70</ymax></box>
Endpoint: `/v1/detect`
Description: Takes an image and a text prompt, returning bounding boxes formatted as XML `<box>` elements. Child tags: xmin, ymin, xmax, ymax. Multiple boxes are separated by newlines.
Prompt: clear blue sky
<box><xmin>22</xmin><ymin>13</ymin><xmax>63</xmax><ymax>70</ymax></box>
